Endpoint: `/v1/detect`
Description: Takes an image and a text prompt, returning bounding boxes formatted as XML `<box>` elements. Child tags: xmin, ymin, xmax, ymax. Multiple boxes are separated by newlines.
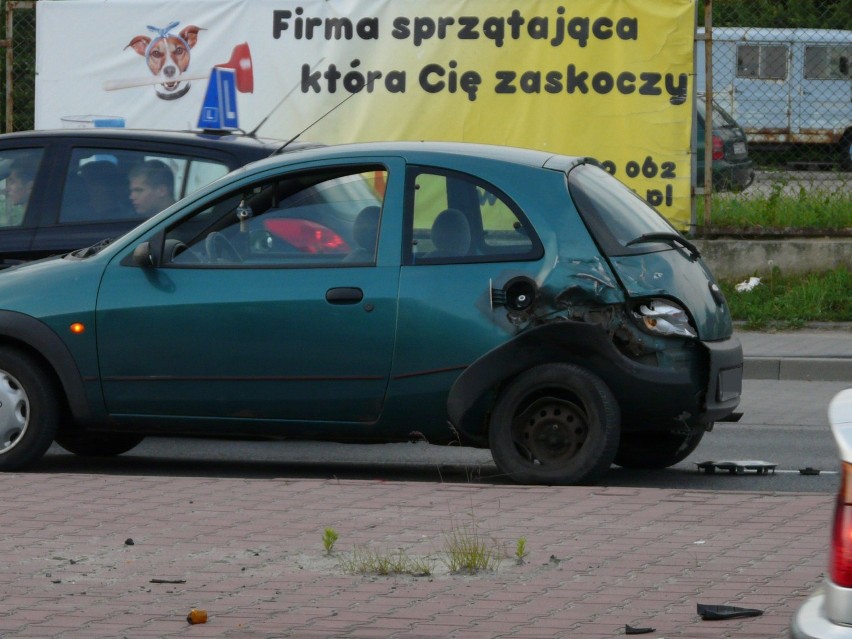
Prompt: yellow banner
<box><xmin>267</xmin><ymin>0</ymin><xmax>696</xmax><ymax>227</ymax></box>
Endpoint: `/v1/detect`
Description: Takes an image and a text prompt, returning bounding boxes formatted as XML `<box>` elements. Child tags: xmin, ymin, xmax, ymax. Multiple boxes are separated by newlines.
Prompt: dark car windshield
<box><xmin>567</xmin><ymin>163</ymin><xmax>676</xmax><ymax>254</ymax></box>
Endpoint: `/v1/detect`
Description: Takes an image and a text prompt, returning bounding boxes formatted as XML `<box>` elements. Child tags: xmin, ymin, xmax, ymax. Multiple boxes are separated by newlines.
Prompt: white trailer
<box><xmin>697</xmin><ymin>27</ymin><xmax>852</xmax><ymax>167</ymax></box>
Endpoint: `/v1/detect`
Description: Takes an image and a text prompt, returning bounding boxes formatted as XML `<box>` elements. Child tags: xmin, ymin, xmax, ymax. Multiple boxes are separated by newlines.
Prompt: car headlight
<box><xmin>634</xmin><ymin>300</ymin><xmax>697</xmax><ymax>338</ymax></box>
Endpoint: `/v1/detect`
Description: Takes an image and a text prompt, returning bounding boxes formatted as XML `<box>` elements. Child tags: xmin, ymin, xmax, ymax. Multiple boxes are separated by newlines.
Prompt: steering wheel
<box><xmin>205</xmin><ymin>231</ymin><xmax>242</xmax><ymax>263</ymax></box>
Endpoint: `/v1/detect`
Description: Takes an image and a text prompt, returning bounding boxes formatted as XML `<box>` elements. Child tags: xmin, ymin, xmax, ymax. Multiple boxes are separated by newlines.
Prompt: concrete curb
<box><xmin>744</xmin><ymin>356</ymin><xmax>852</xmax><ymax>382</ymax></box>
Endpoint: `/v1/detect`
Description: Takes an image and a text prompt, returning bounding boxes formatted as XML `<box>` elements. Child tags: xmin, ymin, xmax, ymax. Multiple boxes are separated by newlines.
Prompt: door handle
<box><xmin>326</xmin><ymin>287</ymin><xmax>364</xmax><ymax>304</ymax></box>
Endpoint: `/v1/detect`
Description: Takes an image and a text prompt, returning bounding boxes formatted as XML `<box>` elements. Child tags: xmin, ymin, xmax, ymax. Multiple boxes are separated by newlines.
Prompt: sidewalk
<box><xmin>0</xmin><ymin>473</ymin><xmax>831</xmax><ymax>638</ymax></box>
<box><xmin>739</xmin><ymin>324</ymin><xmax>852</xmax><ymax>381</ymax></box>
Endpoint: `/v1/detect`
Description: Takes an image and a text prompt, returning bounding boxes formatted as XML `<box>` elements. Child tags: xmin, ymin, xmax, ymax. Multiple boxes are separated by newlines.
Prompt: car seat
<box><xmin>343</xmin><ymin>205</ymin><xmax>380</xmax><ymax>263</ymax></box>
<box><xmin>427</xmin><ymin>208</ymin><xmax>471</xmax><ymax>258</ymax></box>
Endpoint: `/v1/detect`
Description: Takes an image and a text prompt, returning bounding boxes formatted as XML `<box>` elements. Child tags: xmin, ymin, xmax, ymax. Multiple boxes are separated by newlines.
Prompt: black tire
<box><xmin>614</xmin><ymin>428</ymin><xmax>705</xmax><ymax>469</ymax></box>
<box><xmin>55</xmin><ymin>431</ymin><xmax>145</xmax><ymax>457</ymax></box>
<box><xmin>488</xmin><ymin>363</ymin><xmax>620</xmax><ymax>485</ymax></box>
<box><xmin>0</xmin><ymin>348</ymin><xmax>61</xmax><ymax>471</ymax></box>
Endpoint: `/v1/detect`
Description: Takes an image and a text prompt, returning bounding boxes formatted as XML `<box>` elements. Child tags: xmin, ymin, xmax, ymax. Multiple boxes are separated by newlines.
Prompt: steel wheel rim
<box><xmin>0</xmin><ymin>369</ymin><xmax>29</xmax><ymax>456</ymax></box>
<box><xmin>511</xmin><ymin>396</ymin><xmax>588</xmax><ymax>465</ymax></box>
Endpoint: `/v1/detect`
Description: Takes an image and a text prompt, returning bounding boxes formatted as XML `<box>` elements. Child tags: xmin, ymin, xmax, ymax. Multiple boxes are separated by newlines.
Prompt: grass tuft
<box><xmin>338</xmin><ymin>546</ymin><xmax>434</xmax><ymax>576</ymax></box>
<box><xmin>441</xmin><ymin>516</ymin><xmax>503</xmax><ymax>574</ymax></box>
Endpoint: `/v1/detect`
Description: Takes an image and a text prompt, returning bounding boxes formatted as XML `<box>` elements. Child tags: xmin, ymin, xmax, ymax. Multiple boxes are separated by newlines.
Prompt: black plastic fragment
<box><xmin>697</xmin><ymin>603</ymin><xmax>764</xmax><ymax>620</ymax></box>
<box><xmin>800</xmin><ymin>467</ymin><xmax>821</xmax><ymax>475</ymax></box>
<box><xmin>625</xmin><ymin>624</ymin><xmax>656</xmax><ymax>634</ymax></box>
<box><xmin>696</xmin><ymin>460</ymin><xmax>776</xmax><ymax>475</ymax></box>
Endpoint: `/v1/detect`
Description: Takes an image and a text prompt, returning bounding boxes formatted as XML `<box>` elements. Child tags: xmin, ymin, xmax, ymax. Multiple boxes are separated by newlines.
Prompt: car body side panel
<box><xmin>385</xmin><ymin>262</ymin><xmax>544</xmax><ymax>442</ymax></box>
<box><xmin>0</xmin><ymin>257</ymin><xmax>106</xmax><ymax>421</ymax></box>
<box><xmin>0</xmin><ymin>309</ymin><xmax>93</xmax><ymax>421</ymax></box>
<box><xmin>95</xmin><ymin>263</ymin><xmax>400</xmax><ymax>423</ymax></box>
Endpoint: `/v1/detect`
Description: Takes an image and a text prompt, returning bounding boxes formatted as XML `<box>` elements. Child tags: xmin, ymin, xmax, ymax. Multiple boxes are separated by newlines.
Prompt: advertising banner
<box><xmin>36</xmin><ymin>0</ymin><xmax>696</xmax><ymax>226</ymax></box>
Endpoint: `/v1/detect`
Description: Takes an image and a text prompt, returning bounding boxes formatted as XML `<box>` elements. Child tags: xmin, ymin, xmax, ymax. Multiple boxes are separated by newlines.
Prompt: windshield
<box><xmin>567</xmin><ymin>164</ymin><xmax>675</xmax><ymax>253</ymax></box>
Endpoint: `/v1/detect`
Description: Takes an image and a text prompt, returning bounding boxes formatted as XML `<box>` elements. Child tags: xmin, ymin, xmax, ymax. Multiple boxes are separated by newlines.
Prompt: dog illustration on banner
<box><xmin>125</xmin><ymin>22</ymin><xmax>204</xmax><ymax>100</ymax></box>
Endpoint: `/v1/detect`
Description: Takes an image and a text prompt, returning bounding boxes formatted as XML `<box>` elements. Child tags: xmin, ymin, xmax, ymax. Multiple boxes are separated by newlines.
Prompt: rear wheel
<box><xmin>614</xmin><ymin>428</ymin><xmax>705</xmax><ymax>469</ymax></box>
<box><xmin>55</xmin><ymin>431</ymin><xmax>145</xmax><ymax>457</ymax></box>
<box><xmin>0</xmin><ymin>348</ymin><xmax>60</xmax><ymax>471</ymax></box>
<box><xmin>488</xmin><ymin>364</ymin><xmax>620</xmax><ymax>485</ymax></box>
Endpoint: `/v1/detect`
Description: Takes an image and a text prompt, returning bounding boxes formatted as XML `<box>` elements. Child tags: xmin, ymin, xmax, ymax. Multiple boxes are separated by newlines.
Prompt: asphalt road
<box><xmin>33</xmin><ymin>379</ymin><xmax>848</xmax><ymax>493</ymax></box>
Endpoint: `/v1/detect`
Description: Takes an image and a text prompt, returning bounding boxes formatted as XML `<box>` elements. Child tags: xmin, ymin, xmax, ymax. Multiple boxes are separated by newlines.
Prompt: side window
<box><xmin>184</xmin><ymin>160</ymin><xmax>230</xmax><ymax>196</ymax></box>
<box><xmin>409</xmin><ymin>169</ymin><xmax>540</xmax><ymax>264</ymax></box>
<box><xmin>166</xmin><ymin>166</ymin><xmax>386</xmax><ymax>267</ymax></box>
<box><xmin>804</xmin><ymin>45</ymin><xmax>852</xmax><ymax>80</ymax></box>
<box><xmin>59</xmin><ymin>150</ymin><xmax>229</xmax><ymax>223</ymax></box>
<box><xmin>0</xmin><ymin>148</ymin><xmax>44</xmax><ymax>227</ymax></box>
<box><xmin>737</xmin><ymin>44</ymin><xmax>788</xmax><ymax>79</ymax></box>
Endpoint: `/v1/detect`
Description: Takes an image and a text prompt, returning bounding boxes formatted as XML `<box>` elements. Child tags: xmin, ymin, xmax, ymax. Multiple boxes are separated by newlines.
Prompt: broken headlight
<box><xmin>633</xmin><ymin>300</ymin><xmax>697</xmax><ymax>338</ymax></box>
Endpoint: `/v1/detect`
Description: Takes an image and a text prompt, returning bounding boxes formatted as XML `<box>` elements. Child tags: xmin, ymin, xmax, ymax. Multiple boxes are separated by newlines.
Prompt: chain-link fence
<box><xmin>2</xmin><ymin>1</ymin><xmax>35</xmax><ymax>133</ymax></box>
<box><xmin>1</xmin><ymin>0</ymin><xmax>850</xmax><ymax>227</ymax></box>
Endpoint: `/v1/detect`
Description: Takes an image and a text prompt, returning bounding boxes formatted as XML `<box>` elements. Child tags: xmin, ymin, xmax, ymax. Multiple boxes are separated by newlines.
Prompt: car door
<box><xmin>94</xmin><ymin>157</ymin><xmax>403</xmax><ymax>425</ymax></box>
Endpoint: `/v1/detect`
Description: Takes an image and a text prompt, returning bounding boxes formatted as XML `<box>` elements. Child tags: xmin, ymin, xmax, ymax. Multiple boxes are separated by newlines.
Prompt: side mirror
<box><xmin>130</xmin><ymin>230</ymin><xmax>166</xmax><ymax>267</ymax></box>
<box><xmin>131</xmin><ymin>241</ymin><xmax>153</xmax><ymax>267</ymax></box>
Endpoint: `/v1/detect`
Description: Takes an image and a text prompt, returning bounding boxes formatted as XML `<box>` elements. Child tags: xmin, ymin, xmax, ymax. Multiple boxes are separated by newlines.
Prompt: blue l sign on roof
<box><xmin>197</xmin><ymin>67</ymin><xmax>239</xmax><ymax>130</ymax></box>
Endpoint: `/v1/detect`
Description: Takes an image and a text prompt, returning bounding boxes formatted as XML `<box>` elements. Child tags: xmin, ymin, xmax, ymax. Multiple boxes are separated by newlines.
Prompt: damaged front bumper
<box><xmin>702</xmin><ymin>336</ymin><xmax>744</xmax><ymax>422</ymax></box>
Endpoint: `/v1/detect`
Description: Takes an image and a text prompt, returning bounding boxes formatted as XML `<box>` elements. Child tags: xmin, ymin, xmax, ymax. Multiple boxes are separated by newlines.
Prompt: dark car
<box><xmin>0</xmin><ymin>128</ymin><xmax>311</xmax><ymax>266</ymax></box>
<box><xmin>696</xmin><ymin>96</ymin><xmax>755</xmax><ymax>192</ymax></box>
<box><xmin>0</xmin><ymin>141</ymin><xmax>743</xmax><ymax>485</ymax></box>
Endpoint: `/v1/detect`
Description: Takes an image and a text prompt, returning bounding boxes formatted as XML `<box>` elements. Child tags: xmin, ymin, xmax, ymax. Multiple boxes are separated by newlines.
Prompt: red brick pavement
<box><xmin>0</xmin><ymin>474</ymin><xmax>832</xmax><ymax>638</ymax></box>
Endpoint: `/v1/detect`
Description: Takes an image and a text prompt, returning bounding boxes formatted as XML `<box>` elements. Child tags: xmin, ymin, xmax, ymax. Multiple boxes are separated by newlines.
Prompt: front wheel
<box><xmin>614</xmin><ymin>428</ymin><xmax>705</xmax><ymax>469</ymax></box>
<box><xmin>488</xmin><ymin>363</ymin><xmax>620</xmax><ymax>485</ymax></box>
<box><xmin>0</xmin><ymin>348</ymin><xmax>60</xmax><ymax>471</ymax></box>
<box><xmin>55</xmin><ymin>431</ymin><xmax>145</xmax><ymax>457</ymax></box>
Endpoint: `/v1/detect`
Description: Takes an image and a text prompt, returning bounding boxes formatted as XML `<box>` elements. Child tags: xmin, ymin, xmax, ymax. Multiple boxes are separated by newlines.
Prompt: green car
<box><xmin>0</xmin><ymin>142</ymin><xmax>742</xmax><ymax>485</ymax></box>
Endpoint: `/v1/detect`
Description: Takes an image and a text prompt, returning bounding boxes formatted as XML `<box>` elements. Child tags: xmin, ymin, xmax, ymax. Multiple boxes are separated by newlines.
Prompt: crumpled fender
<box><xmin>447</xmin><ymin>322</ymin><xmax>618</xmax><ymax>442</ymax></box>
<box><xmin>446</xmin><ymin>320</ymin><xmax>696</xmax><ymax>444</ymax></box>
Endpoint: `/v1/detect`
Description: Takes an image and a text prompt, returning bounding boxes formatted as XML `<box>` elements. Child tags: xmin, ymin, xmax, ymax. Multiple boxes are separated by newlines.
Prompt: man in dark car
<box><xmin>129</xmin><ymin>160</ymin><xmax>176</xmax><ymax>217</ymax></box>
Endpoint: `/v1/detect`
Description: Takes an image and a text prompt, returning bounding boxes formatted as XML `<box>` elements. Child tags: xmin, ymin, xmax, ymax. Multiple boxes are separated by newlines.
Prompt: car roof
<box><xmin>242</xmin><ymin>140</ymin><xmax>585</xmax><ymax>172</ymax></box>
<box><xmin>0</xmin><ymin>128</ymin><xmax>315</xmax><ymax>155</ymax></box>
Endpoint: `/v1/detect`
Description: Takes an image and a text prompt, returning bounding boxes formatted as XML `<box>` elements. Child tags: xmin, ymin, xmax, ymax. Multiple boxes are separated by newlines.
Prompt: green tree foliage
<box><xmin>700</xmin><ymin>0</ymin><xmax>852</xmax><ymax>29</ymax></box>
